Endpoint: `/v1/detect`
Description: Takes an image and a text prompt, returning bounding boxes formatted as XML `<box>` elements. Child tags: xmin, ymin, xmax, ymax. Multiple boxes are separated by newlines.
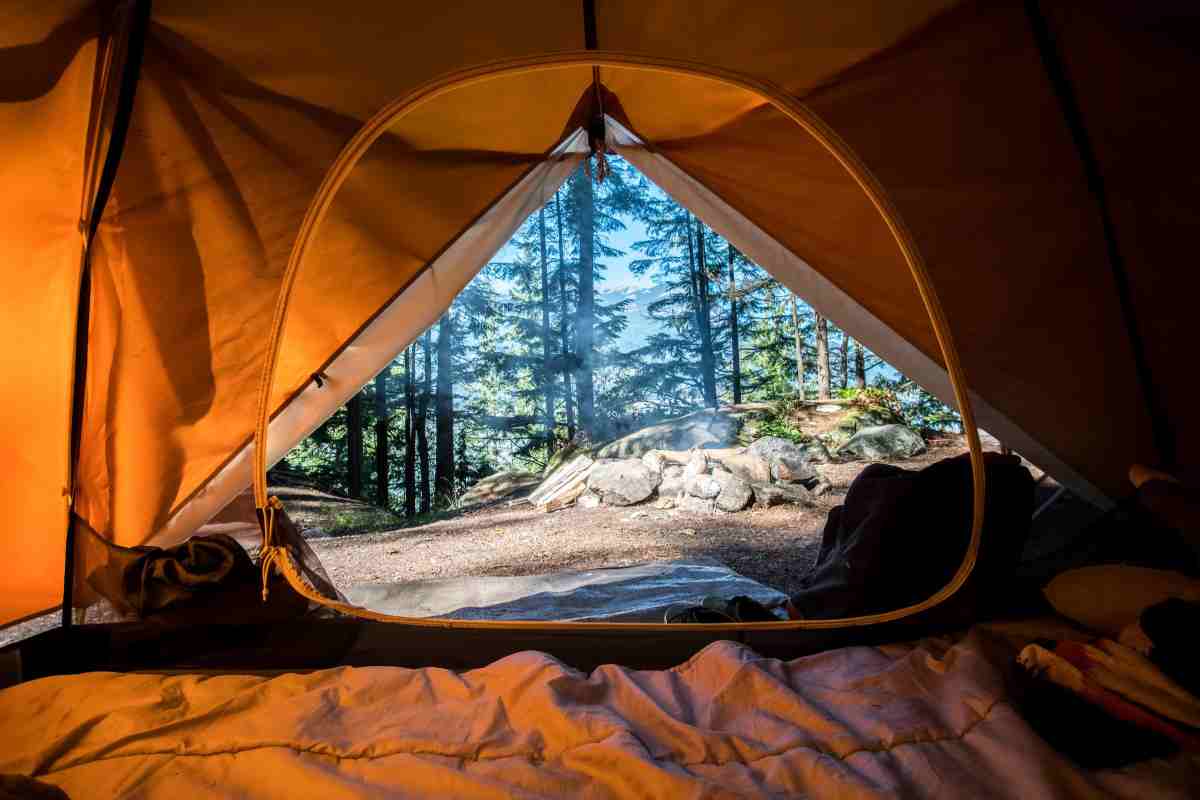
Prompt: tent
<box><xmin>1</xmin><ymin>0</ymin><xmax>1194</xmax><ymax>638</ymax></box>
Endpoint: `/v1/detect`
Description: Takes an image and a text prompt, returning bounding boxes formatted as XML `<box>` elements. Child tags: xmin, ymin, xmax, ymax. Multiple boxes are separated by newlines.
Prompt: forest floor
<box><xmin>309</xmin><ymin>437</ymin><xmax>998</xmax><ymax>598</ymax></box>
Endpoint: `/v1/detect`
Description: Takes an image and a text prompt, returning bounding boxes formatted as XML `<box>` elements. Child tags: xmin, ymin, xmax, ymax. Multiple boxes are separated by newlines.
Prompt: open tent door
<box><xmin>223</xmin><ymin>63</ymin><xmax>988</xmax><ymax>632</ymax></box>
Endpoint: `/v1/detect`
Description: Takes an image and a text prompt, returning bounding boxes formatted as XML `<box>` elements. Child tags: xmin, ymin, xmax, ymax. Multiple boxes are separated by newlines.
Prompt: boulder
<box><xmin>641</xmin><ymin>450</ymin><xmax>666</xmax><ymax>476</ymax></box>
<box><xmin>684</xmin><ymin>450</ymin><xmax>709</xmax><ymax>479</ymax></box>
<box><xmin>577</xmin><ymin>490</ymin><xmax>602</xmax><ymax>509</ymax></box>
<box><xmin>653</xmin><ymin>497</ymin><xmax>676</xmax><ymax>510</ymax></box>
<box><xmin>677</xmin><ymin>494</ymin><xmax>715</xmax><ymax>513</ymax></box>
<box><xmin>837</xmin><ymin>424</ymin><xmax>926</xmax><ymax>461</ymax></box>
<box><xmin>715</xmin><ymin>451</ymin><xmax>772</xmax><ymax>484</ymax></box>
<box><xmin>586</xmin><ymin>459</ymin><xmax>659</xmax><ymax>506</ymax></box>
<box><xmin>711</xmin><ymin>468</ymin><xmax>753</xmax><ymax>512</ymax></box>
<box><xmin>686</xmin><ymin>474</ymin><xmax>722</xmax><ymax>500</ymax></box>
<box><xmin>658</xmin><ymin>465</ymin><xmax>687</xmax><ymax>498</ymax></box>
<box><xmin>751</xmin><ymin>482</ymin><xmax>814</xmax><ymax>508</ymax></box>
<box><xmin>596</xmin><ymin>408</ymin><xmax>741</xmax><ymax>459</ymax></box>
<box><xmin>746</xmin><ymin>437</ymin><xmax>818</xmax><ymax>484</ymax></box>
<box><xmin>801</xmin><ymin>440</ymin><xmax>834</xmax><ymax>464</ymax></box>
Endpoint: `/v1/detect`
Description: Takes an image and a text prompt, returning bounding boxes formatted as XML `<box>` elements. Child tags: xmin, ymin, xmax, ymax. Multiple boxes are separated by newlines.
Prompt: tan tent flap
<box><xmin>607</xmin><ymin>117</ymin><xmax>1107</xmax><ymax>506</ymax></box>
<box><xmin>1048</xmin><ymin>1</ymin><xmax>1198</xmax><ymax>480</ymax></box>
<box><xmin>158</xmin><ymin>131</ymin><xmax>588</xmax><ymax>544</ymax></box>
<box><xmin>0</xmin><ymin>3</ymin><xmax>98</xmax><ymax>623</ymax></box>
<box><xmin>800</xmin><ymin>1</ymin><xmax>1157</xmax><ymax>498</ymax></box>
<box><xmin>76</xmin><ymin>48</ymin><xmax>592</xmax><ymax>548</ymax></box>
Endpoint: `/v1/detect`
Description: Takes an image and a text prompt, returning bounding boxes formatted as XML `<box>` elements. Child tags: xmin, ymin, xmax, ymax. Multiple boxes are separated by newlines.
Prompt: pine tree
<box><xmin>726</xmin><ymin>243</ymin><xmax>742</xmax><ymax>404</ymax></box>
<box><xmin>691</xmin><ymin>217</ymin><xmax>718</xmax><ymax>408</ymax></box>
<box><xmin>790</xmin><ymin>295</ymin><xmax>806</xmax><ymax>398</ymax></box>
<box><xmin>854</xmin><ymin>340</ymin><xmax>866</xmax><ymax>389</ymax></box>
<box><xmin>435</xmin><ymin>314</ymin><xmax>454</xmax><ymax>505</ymax></box>
<box><xmin>815</xmin><ymin>313</ymin><xmax>831</xmax><ymax>400</ymax></box>
<box><xmin>839</xmin><ymin>329</ymin><xmax>849</xmax><ymax>391</ymax></box>
<box><xmin>537</xmin><ymin>206</ymin><xmax>556</xmax><ymax>446</ymax></box>
<box><xmin>417</xmin><ymin>329</ymin><xmax>432</xmax><ymax>514</ymax></box>
<box><xmin>373</xmin><ymin>371</ymin><xmax>389</xmax><ymax>507</ymax></box>
<box><xmin>573</xmin><ymin>163</ymin><xmax>597</xmax><ymax>437</ymax></box>
<box><xmin>346</xmin><ymin>392</ymin><xmax>364</xmax><ymax>498</ymax></box>
<box><xmin>403</xmin><ymin>345</ymin><xmax>416</xmax><ymax>518</ymax></box>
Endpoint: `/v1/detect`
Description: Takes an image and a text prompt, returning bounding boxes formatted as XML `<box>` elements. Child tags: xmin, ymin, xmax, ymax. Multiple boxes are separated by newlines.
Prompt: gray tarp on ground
<box><xmin>343</xmin><ymin>559</ymin><xmax>787</xmax><ymax>622</ymax></box>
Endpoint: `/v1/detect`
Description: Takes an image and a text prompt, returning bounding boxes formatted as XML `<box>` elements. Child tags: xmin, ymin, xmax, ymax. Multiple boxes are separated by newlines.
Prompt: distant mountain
<box><xmin>599</xmin><ymin>282</ymin><xmax>671</xmax><ymax>351</ymax></box>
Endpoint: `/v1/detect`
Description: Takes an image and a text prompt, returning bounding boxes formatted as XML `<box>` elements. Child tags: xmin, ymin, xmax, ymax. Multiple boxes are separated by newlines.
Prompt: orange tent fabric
<box><xmin>1</xmin><ymin>1</ymin><xmax>1194</xmax><ymax>626</ymax></box>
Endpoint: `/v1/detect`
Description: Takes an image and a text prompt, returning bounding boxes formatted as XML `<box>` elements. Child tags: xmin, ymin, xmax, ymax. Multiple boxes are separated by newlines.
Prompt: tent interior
<box><xmin>2</xmin><ymin>1</ymin><xmax>1200</xmax><ymax>794</ymax></box>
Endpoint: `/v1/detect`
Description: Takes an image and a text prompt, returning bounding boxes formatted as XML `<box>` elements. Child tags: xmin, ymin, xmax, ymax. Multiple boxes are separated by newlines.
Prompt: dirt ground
<box><xmin>5</xmin><ymin>437</ymin><xmax>1042</xmax><ymax>647</ymax></box>
<box><xmin>310</xmin><ymin>440</ymin><xmax>993</xmax><ymax>598</ymax></box>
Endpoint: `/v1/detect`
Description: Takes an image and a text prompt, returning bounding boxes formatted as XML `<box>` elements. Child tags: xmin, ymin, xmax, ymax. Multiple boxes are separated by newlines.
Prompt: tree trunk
<box><xmin>346</xmin><ymin>392</ymin><xmax>364</xmax><ymax>499</ymax></box>
<box><xmin>854</xmin><ymin>340</ymin><xmax>867</xmax><ymax>389</ymax></box>
<box><xmin>555</xmin><ymin>190</ymin><xmax>576</xmax><ymax>439</ymax></box>
<box><xmin>572</xmin><ymin>168</ymin><xmax>596</xmax><ymax>437</ymax></box>
<box><xmin>537</xmin><ymin>206</ymin><xmax>556</xmax><ymax>447</ymax></box>
<box><xmin>687</xmin><ymin>216</ymin><xmax>718</xmax><ymax>408</ymax></box>
<box><xmin>403</xmin><ymin>345</ymin><xmax>416</xmax><ymax>518</ymax></box>
<box><xmin>435</xmin><ymin>314</ymin><xmax>455</xmax><ymax>505</ymax></box>
<box><xmin>839</xmin><ymin>329</ymin><xmax>849</xmax><ymax>390</ymax></box>
<box><xmin>417</xmin><ymin>330</ymin><xmax>432</xmax><ymax>514</ymax></box>
<box><xmin>815</xmin><ymin>313</ymin><xmax>831</xmax><ymax>400</ymax></box>
<box><xmin>790</xmin><ymin>294</ymin><xmax>805</xmax><ymax>398</ymax></box>
<box><xmin>373</xmin><ymin>370</ymin><xmax>389</xmax><ymax>508</ymax></box>
<box><xmin>696</xmin><ymin>219</ymin><xmax>718</xmax><ymax>408</ymax></box>
<box><xmin>727</xmin><ymin>243</ymin><xmax>742</xmax><ymax>405</ymax></box>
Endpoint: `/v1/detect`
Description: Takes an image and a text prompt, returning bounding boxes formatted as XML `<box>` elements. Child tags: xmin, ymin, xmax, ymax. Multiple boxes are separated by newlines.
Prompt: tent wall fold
<box><xmin>157</xmin><ymin>132</ymin><xmax>587</xmax><ymax>545</ymax></box>
<box><xmin>0</xmin><ymin>3</ymin><xmax>100</xmax><ymax>625</ymax></box>
<box><xmin>607</xmin><ymin>117</ymin><xmax>1108</xmax><ymax>507</ymax></box>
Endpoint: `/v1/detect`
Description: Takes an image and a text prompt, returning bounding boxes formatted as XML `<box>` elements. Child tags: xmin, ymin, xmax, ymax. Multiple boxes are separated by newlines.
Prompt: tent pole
<box><xmin>61</xmin><ymin>0</ymin><xmax>152</xmax><ymax>630</ymax></box>
<box><xmin>1023</xmin><ymin>0</ymin><xmax>1174</xmax><ymax>470</ymax></box>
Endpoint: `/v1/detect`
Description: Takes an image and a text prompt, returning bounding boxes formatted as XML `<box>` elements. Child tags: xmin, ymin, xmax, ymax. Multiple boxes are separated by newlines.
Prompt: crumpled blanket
<box><xmin>1</xmin><ymin>629</ymin><xmax>1197</xmax><ymax>798</ymax></box>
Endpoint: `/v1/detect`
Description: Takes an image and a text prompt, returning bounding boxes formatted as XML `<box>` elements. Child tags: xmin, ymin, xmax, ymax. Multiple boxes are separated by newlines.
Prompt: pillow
<box><xmin>1043</xmin><ymin>564</ymin><xmax>1200</xmax><ymax>636</ymax></box>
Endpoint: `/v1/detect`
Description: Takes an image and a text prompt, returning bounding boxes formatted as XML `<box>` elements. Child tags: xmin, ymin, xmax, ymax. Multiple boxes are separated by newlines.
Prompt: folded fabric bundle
<box><xmin>1018</xmin><ymin>638</ymin><xmax>1200</xmax><ymax>756</ymax></box>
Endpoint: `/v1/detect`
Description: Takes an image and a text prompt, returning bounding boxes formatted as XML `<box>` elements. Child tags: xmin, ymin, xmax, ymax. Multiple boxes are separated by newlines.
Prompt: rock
<box><xmin>837</xmin><ymin>424</ymin><xmax>926</xmax><ymax>461</ymax></box>
<box><xmin>801</xmin><ymin>440</ymin><xmax>834</xmax><ymax>464</ymax></box>
<box><xmin>684</xmin><ymin>450</ymin><xmax>709</xmax><ymax>479</ymax></box>
<box><xmin>653</xmin><ymin>497</ymin><xmax>676</xmax><ymax>510</ymax></box>
<box><xmin>711</xmin><ymin>468</ymin><xmax>753</xmax><ymax>512</ymax></box>
<box><xmin>586</xmin><ymin>459</ymin><xmax>659</xmax><ymax>506</ymax></box>
<box><xmin>811</xmin><ymin>480</ymin><xmax>834</xmax><ymax>497</ymax></box>
<box><xmin>641</xmin><ymin>450</ymin><xmax>666</xmax><ymax>475</ymax></box>
<box><xmin>752</xmin><ymin>482</ymin><xmax>814</xmax><ymax>508</ymax></box>
<box><xmin>596</xmin><ymin>408</ymin><xmax>741</xmax><ymax>459</ymax></box>
<box><xmin>460</xmin><ymin>470</ymin><xmax>542</xmax><ymax>507</ymax></box>
<box><xmin>627</xmin><ymin>510</ymin><xmax>650</xmax><ymax>520</ymax></box>
<box><xmin>815</xmin><ymin>403</ymin><xmax>843</xmax><ymax>414</ymax></box>
<box><xmin>714</xmin><ymin>451</ymin><xmax>772</xmax><ymax>484</ymax></box>
<box><xmin>677</xmin><ymin>494</ymin><xmax>715</xmax><ymax>513</ymax></box>
<box><xmin>686</xmin><ymin>474</ymin><xmax>722</xmax><ymax>499</ymax></box>
<box><xmin>577</xmin><ymin>490</ymin><xmax>602</xmax><ymax>509</ymax></box>
<box><xmin>658</xmin><ymin>465</ymin><xmax>687</xmax><ymax>498</ymax></box>
<box><xmin>746</xmin><ymin>437</ymin><xmax>818</xmax><ymax>484</ymax></box>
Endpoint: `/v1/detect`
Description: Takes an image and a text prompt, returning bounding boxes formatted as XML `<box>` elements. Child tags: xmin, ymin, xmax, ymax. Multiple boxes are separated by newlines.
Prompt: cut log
<box><xmin>541</xmin><ymin>479</ymin><xmax>589</xmax><ymax>512</ymax></box>
<box><xmin>528</xmin><ymin>454</ymin><xmax>594</xmax><ymax>507</ymax></box>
